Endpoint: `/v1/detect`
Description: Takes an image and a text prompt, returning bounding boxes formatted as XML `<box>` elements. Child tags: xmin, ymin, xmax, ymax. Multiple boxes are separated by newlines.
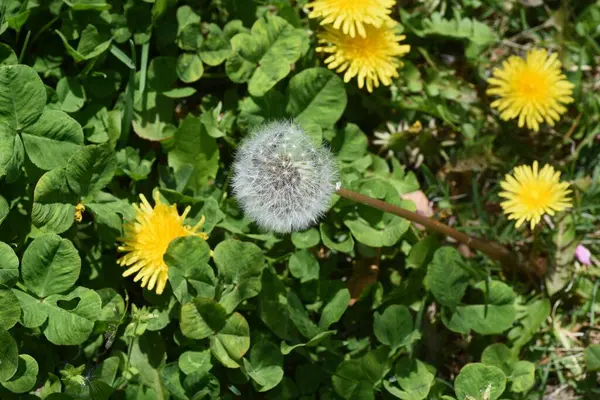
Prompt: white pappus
<box><xmin>232</xmin><ymin>120</ymin><xmax>339</xmax><ymax>233</ymax></box>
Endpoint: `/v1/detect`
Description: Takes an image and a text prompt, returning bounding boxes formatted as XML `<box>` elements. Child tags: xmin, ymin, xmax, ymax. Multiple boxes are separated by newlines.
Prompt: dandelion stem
<box><xmin>336</xmin><ymin>187</ymin><xmax>514</xmax><ymax>265</ymax></box>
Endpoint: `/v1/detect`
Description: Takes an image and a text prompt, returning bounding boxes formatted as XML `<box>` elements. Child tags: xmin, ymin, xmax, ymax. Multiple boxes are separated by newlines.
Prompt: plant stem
<box><xmin>336</xmin><ymin>187</ymin><xmax>514</xmax><ymax>265</ymax></box>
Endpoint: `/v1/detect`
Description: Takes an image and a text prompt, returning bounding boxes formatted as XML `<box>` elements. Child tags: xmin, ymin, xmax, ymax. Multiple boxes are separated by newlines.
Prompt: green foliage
<box><xmin>0</xmin><ymin>0</ymin><xmax>599</xmax><ymax>398</ymax></box>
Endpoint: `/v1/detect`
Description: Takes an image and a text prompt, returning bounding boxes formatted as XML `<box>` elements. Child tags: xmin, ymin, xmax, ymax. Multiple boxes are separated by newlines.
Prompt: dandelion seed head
<box><xmin>232</xmin><ymin>120</ymin><xmax>338</xmax><ymax>233</ymax></box>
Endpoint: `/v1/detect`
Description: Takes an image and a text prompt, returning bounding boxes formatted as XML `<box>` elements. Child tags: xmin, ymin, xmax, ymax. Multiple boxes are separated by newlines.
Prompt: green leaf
<box><xmin>0</xmin><ymin>242</ymin><xmax>18</xmax><ymax>287</ymax></box>
<box><xmin>199</xmin><ymin>103</ymin><xmax>227</xmax><ymax>138</ymax></box>
<box><xmin>225</xmin><ymin>15</ymin><xmax>308</xmax><ymax>96</ymax></box>
<box><xmin>244</xmin><ymin>339</ymin><xmax>284</xmax><ymax>392</ymax></box>
<box><xmin>213</xmin><ymin>239</ymin><xmax>265</xmax><ymax>313</ymax></box>
<box><xmin>345</xmin><ymin>199</ymin><xmax>414</xmax><ymax>247</ymax></box>
<box><xmin>0</xmin><ymin>128</ymin><xmax>24</xmax><ymax>180</ymax></box>
<box><xmin>238</xmin><ymin>90</ymin><xmax>286</xmax><ymax>129</ymax></box>
<box><xmin>96</xmin><ymin>288</ymin><xmax>125</xmax><ymax>322</ymax></box>
<box><xmin>585</xmin><ymin>344</ymin><xmax>600</xmax><ymax>372</ymax></box>
<box><xmin>286</xmin><ymin>290</ymin><xmax>319</xmax><ymax>339</ymax></box>
<box><xmin>510</xmin><ymin>361</ymin><xmax>534</xmax><ymax>393</ymax></box>
<box><xmin>291</xmin><ymin>228</ymin><xmax>320</xmax><ymax>249</ymax></box>
<box><xmin>132</xmin><ymin>90</ymin><xmax>174</xmax><ymax>141</ymax></box>
<box><xmin>0</xmin><ymin>289</ymin><xmax>20</xmax><ymax>330</ymax></box>
<box><xmin>56</xmin><ymin>25</ymin><xmax>112</xmax><ymax>63</ymax></box>
<box><xmin>426</xmin><ymin>247</ymin><xmax>470</xmax><ymax>309</ymax></box>
<box><xmin>12</xmin><ymin>289</ymin><xmax>47</xmax><ymax>328</ymax></box>
<box><xmin>56</xmin><ymin>77</ymin><xmax>86</xmax><ymax>113</ymax></box>
<box><xmin>373</xmin><ymin>305</ymin><xmax>414</xmax><ymax>351</ymax></box>
<box><xmin>32</xmin><ymin>168</ymin><xmax>77</xmax><ymax>234</ymax></box>
<box><xmin>289</xmin><ymin>250</ymin><xmax>320</xmax><ymax>283</ymax></box>
<box><xmin>1</xmin><ymin>354</ymin><xmax>38</xmax><ymax>393</ymax></box>
<box><xmin>176</xmin><ymin>53</ymin><xmax>204</xmax><ymax>83</ymax></box>
<box><xmin>406</xmin><ymin>236</ymin><xmax>439</xmax><ymax>270</ymax></box>
<box><xmin>22</xmin><ymin>234</ymin><xmax>81</xmax><ymax>297</ymax></box>
<box><xmin>0</xmin><ymin>43</ymin><xmax>17</xmax><ymax>66</ymax></box>
<box><xmin>258</xmin><ymin>270</ymin><xmax>298</xmax><ymax>342</ymax></box>
<box><xmin>42</xmin><ymin>286</ymin><xmax>102</xmax><ymax>345</ymax></box>
<box><xmin>0</xmin><ymin>195</ymin><xmax>7</xmax><ymax>227</ymax></box>
<box><xmin>180</xmin><ymin>298</ymin><xmax>228</xmax><ymax>340</ymax></box>
<box><xmin>280</xmin><ymin>330</ymin><xmax>336</xmax><ymax>355</ymax></box>
<box><xmin>168</xmin><ymin>115</ymin><xmax>219</xmax><ymax>194</ymax></box>
<box><xmin>148</xmin><ymin>57</ymin><xmax>178</xmax><ymax>93</ymax></box>
<box><xmin>0</xmin><ymin>327</ymin><xmax>18</xmax><ymax>382</ymax></box>
<box><xmin>332</xmin><ymin>124</ymin><xmax>368</xmax><ymax>161</ymax></box>
<box><xmin>454</xmin><ymin>363</ymin><xmax>506</xmax><ymax>400</ymax></box>
<box><xmin>480</xmin><ymin>344</ymin><xmax>515</xmax><ymax>374</ymax></box>
<box><xmin>320</xmin><ymin>223</ymin><xmax>354</xmax><ymax>253</ymax></box>
<box><xmin>319</xmin><ymin>288</ymin><xmax>350</xmax><ymax>331</ymax></box>
<box><xmin>384</xmin><ymin>358</ymin><xmax>435</xmax><ymax>400</ymax></box>
<box><xmin>129</xmin><ymin>332</ymin><xmax>168</xmax><ymax>397</ymax></box>
<box><xmin>165</xmin><ymin>236</ymin><xmax>216</xmax><ymax>304</ymax></box>
<box><xmin>210</xmin><ymin>312</ymin><xmax>250</xmax><ymax>368</ymax></box>
<box><xmin>332</xmin><ymin>348</ymin><xmax>388</xmax><ymax>400</ymax></box>
<box><xmin>420</xmin><ymin>12</ymin><xmax>497</xmax><ymax>47</ymax></box>
<box><xmin>0</xmin><ymin>65</ymin><xmax>46</xmax><ymax>132</ymax></box>
<box><xmin>178</xmin><ymin>350</ymin><xmax>212</xmax><ymax>376</ymax></box>
<box><xmin>508</xmin><ymin>298</ymin><xmax>550</xmax><ymax>352</ymax></box>
<box><xmin>21</xmin><ymin>109</ymin><xmax>84</xmax><ymax>170</ymax></box>
<box><xmin>443</xmin><ymin>281</ymin><xmax>516</xmax><ymax>335</ymax></box>
<box><xmin>286</xmin><ymin>67</ymin><xmax>347</xmax><ymax>128</ymax></box>
<box><xmin>65</xmin><ymin>144</ymin><xmax>117</xmax><ymax>197</ymax></box>
<box><xmin>199</xmin><ymin>24</ymin><xmax>232</xmax><ymax>66</ymax></box>
<box><xmin>159</xmin><ymin>363</ymin><xmax>187</xmax><ymax>399</ymax></box>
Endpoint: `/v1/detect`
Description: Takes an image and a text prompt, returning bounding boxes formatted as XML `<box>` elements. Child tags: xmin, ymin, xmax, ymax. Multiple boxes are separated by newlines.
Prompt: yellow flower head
<box><xmin>317</xmin><ymin>22</ymin><xmax>410</xmax><ymax>92</ymax></box>
<box><xmin>487</xmin><ymin>48</ymin><xmax>574</xmax><ymax>132</ymax></box>
<box><xmin>118</xmin><ymin>192</ymin><xmax>208</xmax><ymax>295</ymax></box>
<box><xmin>499</xmin><ymin>161</ymin><xmax>571</xmax><ymax>229</ymax></box>
<box><xmin>307</xmin><ymin>0</ymin><xmax>395</xmax><ymax>38</ymax></box>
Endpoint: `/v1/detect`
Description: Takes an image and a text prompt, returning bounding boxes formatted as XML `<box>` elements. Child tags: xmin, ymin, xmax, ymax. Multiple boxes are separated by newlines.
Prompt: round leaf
<box><xmin>1</xmin><ymin>354</ymin><xmax>38</xmax><ymax>393</ymax></box>
<box><xmin>286</xmin><ymin>67</ymin><xmax>347</xmax><ymax>128</ymax></box>
<box><xmin>199</xmin><ymin>24</ymin><xmax>231</xmax><ymax>66</ymax></box>
<box><xmin>393</xmin><ymin>357</ymin><xmax>436</xmax><ymax>400</ymax></box>
<box><xmin>180</xmin><ymin>298</ymin><xmax>228</xmax><ymax>340</ymax></box>
<box><xmin>0</xmin><ymin>289</ymin><xmax>20</xmax><ymax>330</ymax></box>
<box><xmin>426</xmin><ymin>247</ymin><xmax>470</xmax><ymax>309</ymax></box>
<box><xmin>0</xmin><ymin>65</ymin><xmax>46</xmax><ymax>131</ymax></box>
<box><xmin>148</xmin><ymin>57</ymin><xmax>178</xmax><ymax>92</ymax></box>
<box><xmin>0</xmin><ymin>242</ymin><xmax>18</xmax><ymax>287</ymax></box>
<box><xmin>22</xmin><ymin>234</ymin><xmax>81</xmax><ymax>297</ymax></box>
<box><xmin>32</xmin><ymin>168</ymin><xmax>77</xmax><ymax>234</ymax></box>
<box><xmin>178</xmin><ymin>350</ymin><xmax>212</xmax><ymax>376</ymax></box>
<box><xmin>210</xmin><ymin>312</ymin><xmax>250</xmax><ymax>368</ymax></box>
<box><xmin>291</xmin><ymin>228</ymin><xmax>320</xmax><ymax>249</ymax></box>
<box><xmin>374</xmin><ymin>305</ymin><xmax>414</xmax><ymax>350</ymax></box>
<box><xmin>56</xmin><ymin>77</ymin><xmax>86</xmax><ymax>113</ymax></box>
<box><xmin>0</xmin><ymin>327</ymin><xmax>18</xmax><ymax>382</ymax></box>
<box><xmin>42</xmin><ymin>287</ymin><xmax>102</xmax><ymax>345</ymax></box>
<box><xmin>454</xmin><ymin>363</ymin><xmax>506</xmax><ymax>400</ymax></box>
<box><xmin>289</xmin><ymin>250</ymin><xmax>319</xmax><ymax>283</ymax></box>
<box><xmin>243</xmin><ymin>339</ymin><xmax>284</xmax><ymax>392</ymax></box>
<box><xmin>176</xmin><ymin>53</ymin><xmax>204</xmax><ymax>83</ymax></box>
<box><xmin>21</xmin><ymin>110</ymin><xmax>84</xmax><ymax>170</ymax></box>
<box><xmin>65</xmin><ymin>144</ymin><xmax>117</xmax><ymax>196</ymax></box>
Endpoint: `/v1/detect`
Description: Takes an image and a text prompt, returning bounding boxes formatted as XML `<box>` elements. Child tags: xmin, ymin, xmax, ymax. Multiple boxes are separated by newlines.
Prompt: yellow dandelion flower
<box><xmin>487</xmin><ymin>48</ymin><xmax>574</xmax><ymax>132</ymax></box>
<box><xmin>306</xmin><ymin>0</ymin><xmax>395</xmax><ymax>38</ymax></box>
<box><xmin>118</xmin><ymin>192</ymin><xmax>208</xmax><ymax>295</ymax></box>
<box><xmin>499</xmin><ymin>161</ymin><xmax>572</xmax><ymax>229</ymax></box>
<box><xmin>317</xmin><ymin>22</ymin><xmax>410</xmax><ymax>92</ymax></box>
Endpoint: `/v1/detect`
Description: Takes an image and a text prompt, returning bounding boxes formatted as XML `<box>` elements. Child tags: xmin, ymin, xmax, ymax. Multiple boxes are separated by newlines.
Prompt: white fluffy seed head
<box><xmin>232</xmin><ymin>120</ymin><xmax>339</xmax><ymax>233</ymax></box>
